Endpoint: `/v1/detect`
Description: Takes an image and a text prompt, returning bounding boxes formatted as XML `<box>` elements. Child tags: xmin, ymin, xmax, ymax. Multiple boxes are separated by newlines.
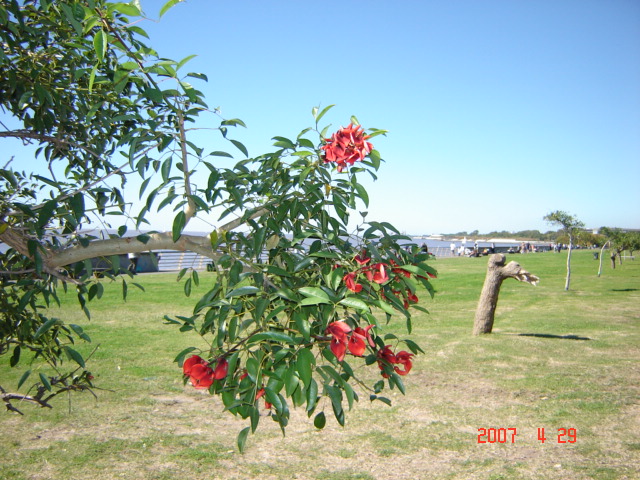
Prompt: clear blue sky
<box><xmin>11</xmin><ymin>0</ymin><xmax>640</xmax><ymax>236</ymax></box>
<box><xmin>141</xmin><ymin>0</ymin><xmax>639</xmax><ymax>235</ymax></box>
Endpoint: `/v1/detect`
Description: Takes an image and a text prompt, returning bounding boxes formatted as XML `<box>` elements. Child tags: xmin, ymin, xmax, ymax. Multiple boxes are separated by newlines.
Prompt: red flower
<box><xmin>354</xmin><ymin>251</ymin><xmax>371</xmax><ymax>266</ymax></box>
<box><xmin>394</xmin><ymin>351</ymin><xmax>414</xmax><ymax>376</ymax></box>
<box><xmin>331</xmin><ymin>336</ymin><xmax>348</xmax><ymax>362</ymax></box>
<box><xmin>343</xmin><ymin>272</ymin><xmax>363</xmax><ymax>293</ymax></box>
<box><xmin>377</xmin><ymin>345</ymin><xmax>397</xmax><ymax>364</ymax></box>
<box><xmin>213</xmin><ymin>358</ymin><xmax>229</xmax><ymax>380</ymax></box>
<box><xmin>255</xmin><ymin>388</ymin><xmax>272</xmax><ymax>409</ymax></box>
<box><xmin>365</xmin><ymin>263</ymin><xmax>390</xmax><ymax>284</ymax></box>
<box><xmin>375</xmin><ymin>346</ymin><xmax>414</xmax><ymax>377</ymax></box>
<box><xmin>348</xmin><ymin>331</ymin><xmax>366</xmax><ymax>357</ymax></box>
<box><xmin>354</xmin><ymin>324</ymin><xmax>375</xmax><ymax>347</ymax></box>
<box><xmin>183</xmin><ymin>354</ymin><xmax>206</xmax><ymax>376</ymax></box>
<box><xmin>327</xmin><ymin>321</ymin><xmax>351</xmax><ymax>361</ymax></box>
<box><xmin>183</xmin><ymin>355</ymin><xmax>227</xmax><ymax>389</ymax></box>
<box><xmin>407</xmin><ymin>291</ymin><xmax>419</xmax><ymax>304</ymax></box>
<box><xmin>326</xmin><ymin>321</ymin><xmax>351</xmax><ymax>341</ymax></box>
<box><xmin>321</xmin><ymin>124</ymin><xmax>373</xmax><ymax>172</ymax></box>
<box><xmin>189</xmin><ymin>364</ymin><xmax>215</xmax><ymax>389</ymax></box>
<box><xmin>390</xmin><ymin>260</ymin><xmax>411</xmax><ymax>278</ymax></box>
<box><xmin>376</xmin><ymin>345</ymin><xmax>397</xmax><ymax>378</ymax></box>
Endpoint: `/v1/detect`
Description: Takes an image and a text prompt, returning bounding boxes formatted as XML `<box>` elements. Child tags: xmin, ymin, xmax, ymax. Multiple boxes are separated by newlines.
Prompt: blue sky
<box><xmin>142</xmin><ymin>0</ymin><xmax>639</xmax><ymax>235</ymax></box>
<box><xmin>10</xmin><ymin>0</ymin><xmax>640</xmax><ymax>235</ymax></box>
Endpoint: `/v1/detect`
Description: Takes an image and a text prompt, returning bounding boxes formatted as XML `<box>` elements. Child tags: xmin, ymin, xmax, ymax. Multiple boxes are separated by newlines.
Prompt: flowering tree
<box><xmin>0</xmin><ymin>0</ymin><xmax>435</xmax><ymax>450</ymax></box>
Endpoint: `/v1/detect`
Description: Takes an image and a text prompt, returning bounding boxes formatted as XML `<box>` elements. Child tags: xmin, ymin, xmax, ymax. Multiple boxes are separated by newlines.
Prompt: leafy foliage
<box><xmin>600</xmin><ymin>227</ymin><xmax>640</xmax><ymax>264</ymax></box>
<box><xmin>543</xmin><ymin>210</ymin><xmax>584</xmax><ymax>290</ymax></box>
<box><xmin>0</xmin><ymin>0</ymin><xmax>435</xmax><ymax>446</ymax></box>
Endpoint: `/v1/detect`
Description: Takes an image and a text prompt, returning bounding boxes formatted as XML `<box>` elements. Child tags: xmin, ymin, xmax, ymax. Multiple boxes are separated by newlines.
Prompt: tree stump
<box><xmin>473</xmin><ymin>254</ymin><xmax>539</xmax><ymax>335</ymax></box>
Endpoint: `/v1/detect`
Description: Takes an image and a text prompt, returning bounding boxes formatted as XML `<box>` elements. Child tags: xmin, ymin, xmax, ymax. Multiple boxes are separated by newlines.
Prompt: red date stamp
<box><xmin>477</xmin><ymin>427</ymin><xmax>577</xmax><ymax>444</ymax></box>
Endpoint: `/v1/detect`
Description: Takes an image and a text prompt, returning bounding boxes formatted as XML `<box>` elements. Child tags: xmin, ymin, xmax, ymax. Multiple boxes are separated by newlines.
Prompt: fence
<box><xmin>156</xmin><ymin>250</ymin><xmax>212</xmax><ymax>272</ymax></box>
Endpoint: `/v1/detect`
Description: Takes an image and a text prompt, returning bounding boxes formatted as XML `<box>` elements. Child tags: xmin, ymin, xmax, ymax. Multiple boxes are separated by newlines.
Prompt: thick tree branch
<box><xmin>1</xmin><ymin>204</ymin><xmax>273</xmax><ymax>271</ymax></box>
<box><xmin>46</xmin><ymin>232</ymin><xmax>217</xmax><ymax>268</ymax></box>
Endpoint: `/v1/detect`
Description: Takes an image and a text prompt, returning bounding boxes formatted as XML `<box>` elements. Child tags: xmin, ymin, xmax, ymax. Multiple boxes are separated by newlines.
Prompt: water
<box><xmin>402</xmin><ymin>238</ymin><xmax>552</xmax><ymax>257</ymax></box>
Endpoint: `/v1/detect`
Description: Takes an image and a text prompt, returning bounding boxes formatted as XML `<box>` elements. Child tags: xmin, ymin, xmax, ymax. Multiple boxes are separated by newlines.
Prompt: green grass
<box><xmin>1</xmin><ymin>250</ymin><xmax>638</xmax><ymax>479</ymax></box>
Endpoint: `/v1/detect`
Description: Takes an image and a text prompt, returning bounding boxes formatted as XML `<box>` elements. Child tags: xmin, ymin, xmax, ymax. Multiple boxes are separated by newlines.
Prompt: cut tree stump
<box><xmin>473</xmin><ymin>254</ymin><xmax>539</xmax><ymax>335</ymax></box>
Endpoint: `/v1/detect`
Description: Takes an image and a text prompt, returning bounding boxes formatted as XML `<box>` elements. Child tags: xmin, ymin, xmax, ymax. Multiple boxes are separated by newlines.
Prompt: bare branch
<box><xmin>1</xmin><ymin>386</ymin><xmax>54</xmax><ymax>415</ymax></box>
<box><xmin>0</xmin><ymin>129</ymin><xmax>103</xmax><ymax>161</ymax></box>
<box><xmin>177</xmin><ymin>109</ymin><xmax>197</xmax><ymax>226</ymax></box>
<box><xmin>217</xmin><ymin>206</ymin><xmax>270</xmax><ymax>232</ymax></box>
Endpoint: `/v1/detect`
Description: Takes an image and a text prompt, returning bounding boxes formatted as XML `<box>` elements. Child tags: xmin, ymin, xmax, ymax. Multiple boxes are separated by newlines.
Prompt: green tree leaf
<box><xmin>172</xmin><ymin>211</ymin><xmax>186</xmax><ymax>242</ymax></box>
<box><xmin>63</xmin><ymin>346</ymin><xmax>85</xmax><ymax>368</ymax></box>
<box><xmin>298</xmin><ymin>287</ymin><xmax>330</xmax><ymax>301</ymax></box>
<box><xmin>225</xmin><ymin>286</ymin><xmax>260</xmax><ymax>298</ymax></box>
<box><xmin>338</xmin><ymin>297</ymin><xmax>370</xmax><ymax>312</ymax></box>
<box><xmin>248</xmin><ymin>332</ymin><xmax>296</xmax><ymax>344</ymax></box>
<box><xmin>314</xmin><ymin>104</ymin><xmax>335</xmax><ymax>124</ymax></box>
<box><xmin>159</xmin><ymin>0</ymin><xmax>183</xmax><ymax>18</ymax></box>
<box><xmin>237</xmin><ymin>426</ymin><xmax>250</xmax><ymax>453</ymax></box>
<box><xmin>33</xmin><ymin>317</ymin><xmax>60</xmax><ymax>340</ymax></box>
<box><xmin>314</xmin><ymin>411</ymin><xmax>326</xmax><ymax>429</ymax></box>
<box><xmin>93</xmin><ymin>29</ymin><xmax>107</xmax><ymax>62</ymax></box>
<box><xmin>296</xmin><ymin>348</ymin><xmax>315</xmax><ymax>388</ymax></box>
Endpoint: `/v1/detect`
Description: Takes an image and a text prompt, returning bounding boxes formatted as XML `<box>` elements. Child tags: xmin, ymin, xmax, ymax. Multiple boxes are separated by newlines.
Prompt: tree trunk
<box><xmin>565</xmin><ymin>241</ymin><xmax>572</xmax><ymax>291</ymax></box>
<box><xmin>473</xmin><ymin>254</ymin><xmax>539</xmax><ymax>335</ymax></box>
<box><xmin>597</xmin><ymin>241</ymin><xmax>609</xmax><ymax>277</ymax></box>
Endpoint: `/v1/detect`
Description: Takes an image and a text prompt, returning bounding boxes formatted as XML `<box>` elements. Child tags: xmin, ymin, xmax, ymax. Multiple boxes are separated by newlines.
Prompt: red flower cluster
<box><xmin>324</xmin><ymin>322</ymin><xmax>415</xmax><ymax>378</ymax></box>
<box><xmin>321</xmin><ymin>124</ymin><xmax>373</xmax><ymax>172</ymax></box>
<box><xmin>326</xmin><ymin>321</ymin><xmax>375</xmax><ymax>362</ymax></box>
<box><xmin>342</xmin><ymin>252</ymin><xmax>390</xmax><ymax>293</ymax></box>
<box><xmin>183</xmin><ymin>355</ymin><xmax>228</xmax><ymax>389</ymax></box>
<box><xmin>377</xmin><ymin>345</ymin><xmax>414</xmax><ymax>377</ymax></box>
<box><xmin>342</xmin><ymin>252</ymin><xmax>435</xmax><ymax>308</ymax></box>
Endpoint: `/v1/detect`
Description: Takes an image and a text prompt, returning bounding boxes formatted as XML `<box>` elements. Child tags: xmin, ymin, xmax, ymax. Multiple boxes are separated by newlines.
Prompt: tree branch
<box><xmin>1</xmin><ymin>200</ymin><xmax>274</xmax><ymax>277</ymax></box>
<box><xmin>45</xmin><ymin>232</ymin><xmax>218</xmax><ymax>268</ymax></box>
<box><xmin>217</xmin><ymin>206</ymin><xmax>271</xmax><ymax>233</ymax></box>
<box><xmin>0</xmin><ymin>385</ymin><xmax>53</xmax><ymax>415</ymax></box>
<box><xmin>0</xmin><ymin>129</ymin><xmax>103</xmax><ymax>161</ymax></box>
<box><xmin>177</xmin><ymin>110</ymin><xmax>197</xmax><ymax>227</ymax></box>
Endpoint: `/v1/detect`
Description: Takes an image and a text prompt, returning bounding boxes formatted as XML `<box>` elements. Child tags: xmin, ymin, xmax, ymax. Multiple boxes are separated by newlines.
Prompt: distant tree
<box><xmin>628</xmin><ymin>232</ymin><xmax>640</xmax><ymax>257</ymax></box>
<box><xmin>600</xmin><ymin>228</ymin><xmax>640</xmax><ymax>268</ymax></box>
<box><xmin>544</xmin><ymin>211</ymin><xmax>584</xmax><ymax>290</ymax></box>
<box><xmin>579</xmin><ymin>232</ymin><xmax>604</xmax><ymax>248</ymax></box>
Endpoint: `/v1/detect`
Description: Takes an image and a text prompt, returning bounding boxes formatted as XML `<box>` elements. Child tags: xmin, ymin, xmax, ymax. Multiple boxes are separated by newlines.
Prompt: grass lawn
<box><xmin>1</xmin><ymin>249</ymin><xmax>638</xmax><ymax>480</ymax></box>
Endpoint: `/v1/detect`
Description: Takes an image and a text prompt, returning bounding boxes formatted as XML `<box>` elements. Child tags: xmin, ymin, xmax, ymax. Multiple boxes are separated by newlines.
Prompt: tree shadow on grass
<box><xmin>515</xmin><ymin>333</ymin><xmax>591</xmax><ymax>341</ymax></box>
<box><xmin>611</xmin><ymin>288</ymin><xmax>638</xmax><ymax>292</ymax></box>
